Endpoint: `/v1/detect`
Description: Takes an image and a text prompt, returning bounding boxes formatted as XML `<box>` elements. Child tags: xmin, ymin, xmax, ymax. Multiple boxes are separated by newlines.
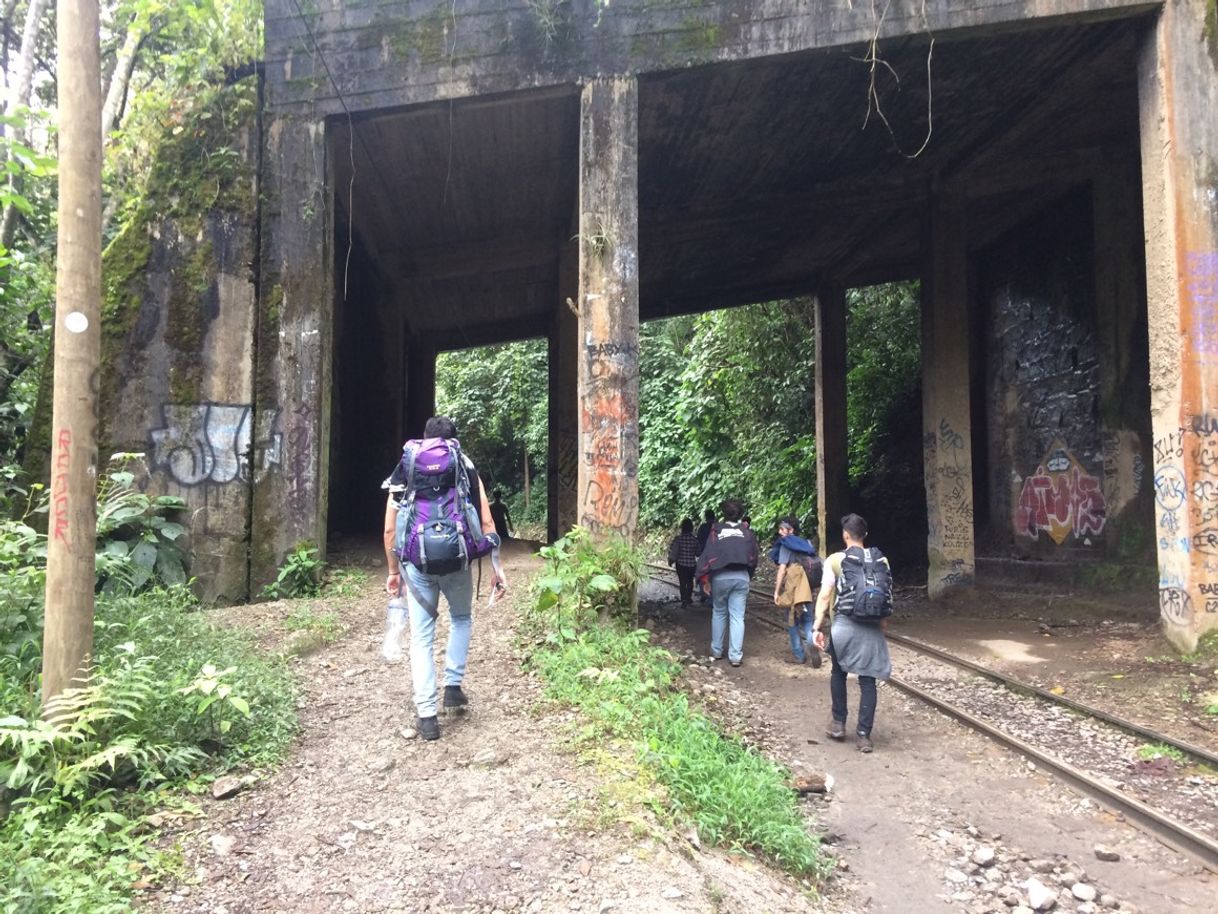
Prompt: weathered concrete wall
<box><xmin>99</xmin><ymin>79</ymin><xmax>263</xmax><ymax>603</ymax></box>
<box><xmin>922</xmin><ymin>190</ymin><xmax>977</xmax><ymax>597</ymax></box>
<box><xmin>264</xmin><ymin>0</ymin><xmax>1155</xmax><ymax>117</ymax></box>
<box><xmin>1138</xmin><ymin>0</ymin><xmax>1218</xmax><ymax>649</ymax></box>
<box><xmin>251</xmin><ymin>103</ymin><xmax>332</xmax><ymax>588</ymax></box>
<box><xmin>978</xmin><ymin>187</ymin><xmax>1154</xmax><ymax>581</ymax></box>
<box><xmin>576</xmin><ymin>77</ymin><xmax>639</xmax><ymax>538</ymax></box>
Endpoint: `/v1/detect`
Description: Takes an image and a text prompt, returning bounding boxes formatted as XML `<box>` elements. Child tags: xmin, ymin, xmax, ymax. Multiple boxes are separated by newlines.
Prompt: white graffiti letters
<box><xmin>151</xmin><ymin>403</ymin><xmax>282</xmax><ymax>486</ymax></box>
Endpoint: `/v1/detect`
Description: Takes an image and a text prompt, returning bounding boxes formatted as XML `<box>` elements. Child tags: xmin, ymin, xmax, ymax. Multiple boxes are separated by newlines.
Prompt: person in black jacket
<box><xmin>694</xmin><ymin>499</ymin><xmax>759</xmax><ymax>667</ymax></box>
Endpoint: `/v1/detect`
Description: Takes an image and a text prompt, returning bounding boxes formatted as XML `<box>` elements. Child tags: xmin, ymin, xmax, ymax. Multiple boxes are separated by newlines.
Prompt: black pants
<box><xmin>828</xmin><ymin>638</ymin><xmax>877</xmax><ymax>736</ymax></box>
<box><xmin>674</xmin><ymin>564</ymin><xmax>695</xmax><ymax>604</ymax></box>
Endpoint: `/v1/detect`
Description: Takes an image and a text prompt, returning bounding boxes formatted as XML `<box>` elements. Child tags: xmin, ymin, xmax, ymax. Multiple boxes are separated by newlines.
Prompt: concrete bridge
<box><xmin>99</xmin><ymin>0</ymin><xmax>1218</xmax><ymax>649</ymax></box>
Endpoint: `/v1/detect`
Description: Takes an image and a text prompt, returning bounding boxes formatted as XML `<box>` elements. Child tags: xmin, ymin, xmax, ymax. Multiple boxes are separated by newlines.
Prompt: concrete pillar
<box><xmin>405</xmin><ymin>338</ymin><xmax>437</xmax><ymax>439</ymax></box>
<box><xmin>548</xmin><ymin>239</ymin><xmax>580</xmax><ymax>541</ymax></box>
<box><xmin>814</xmin><ymin>287</ymin><xmax>849</xmax><ymax>553</ymax></box>
<box><xmin>577</xmin><ymin>77</ymin><xmax>639</xmax><ymax>539</ymax></box>
<box><xmin>1138</xmin><ymin>1</ymin><xmax>1218</xmax><ymax>651</ymax></box>
<box><xmin>922</xmin><ymin>189</ymin><xmax>976</xmax><ymax>598</ymax></box>
<box><xmin>252</xmin><ymin>113</ymin><xmax>332</xmax><ymax>587</ymax></box>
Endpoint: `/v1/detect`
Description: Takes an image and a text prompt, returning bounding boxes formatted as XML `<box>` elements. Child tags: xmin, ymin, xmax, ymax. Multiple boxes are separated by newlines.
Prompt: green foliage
<box><xmin>638</xmin><ymin>302</ymin><xmax>817</xmax><ymax>534</ymax></box>
<box><xmin>95</xmin><ymin>459</ymin><xmax>188</xmax><ymax>595</ymax></box>
<box><xmin>281</xmin><ymin>603</ymin><xmax>345</xmax><ymax>655</ymax></box>
<box><xmin>526</xmin><ymin>541</ymin><xmax>825</xmax><ymax>878</ymax></box>
<box><xmin>436</xmin><ymin>337</ymin><xmax>550</xmax><ymax>508</ymax></box>
<box><xmin>530</xmin><ymin>527</ymin><xmax>644</xmax><ymax>637</ymax></box>
<box><xmin>0</xmin><ymin>584</ymin><xmax>297</xmax><ymax>914</ymax></box>
<box><xmin>1135</xmin><ymin>742</ymin><xmax>1185</xmax><ymax>763</ymax></box>
<box><xmin>262</xmin><ymin>544</ymin><xmax>324</xmax><ymax>600</ymax></box>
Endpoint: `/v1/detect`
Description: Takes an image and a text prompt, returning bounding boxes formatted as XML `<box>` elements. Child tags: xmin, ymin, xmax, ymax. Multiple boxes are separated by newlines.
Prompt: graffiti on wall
<box><xmin>580</xmin><ymin>337</ymin><xmax>639</xmax><ymax>538</ymax></box>
<box><xmin>150</xmin><ymin>403</ymin><xmax>282</xmax><ymax>487</ymax></box>
<box><xmin>1186</xmin><ymin>251</ymin><xmax>1218</xmax><ymax>357</ymax></box>
<box><xmin>1014</xmin><ymin>440</ymin><xmax>1107</xmax><ymax>544</ymax></box>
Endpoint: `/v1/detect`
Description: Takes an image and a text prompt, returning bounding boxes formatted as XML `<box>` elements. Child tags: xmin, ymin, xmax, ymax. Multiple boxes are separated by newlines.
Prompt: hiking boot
<box><xmin>807</xmin><ymin>648</ymin><xmax>822</xmax><ymax>669</ymax></box>
<box><xmin>417</xmin><ymin>716</ymin><xmax>440</xmax><ymax>741</ymax></box>
<box><xmin>826</xmin><ymin>717</ymin><xmax>846</xmax><ymax>741</ymax></box>
<box><xmin>443</xmin><ymin>685</ymin><xmax>468</xmax><ymax>711</ymax></box>
<box><xmin>856</xmin><ymin>732</ymin><xmax>873</xmax><ymax>753</ymax></box>
<box><xmin>730</xmin><ymin>658</ymin><xmax>742</xmax><ymax>668</ymax></box>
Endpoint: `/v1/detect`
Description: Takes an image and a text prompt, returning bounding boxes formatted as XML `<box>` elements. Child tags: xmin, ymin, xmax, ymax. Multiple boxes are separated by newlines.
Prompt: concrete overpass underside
<box><xmin>104</xmin><ymin>0</ymin><xmax>1217</xmax><ymax>649</ymax></box>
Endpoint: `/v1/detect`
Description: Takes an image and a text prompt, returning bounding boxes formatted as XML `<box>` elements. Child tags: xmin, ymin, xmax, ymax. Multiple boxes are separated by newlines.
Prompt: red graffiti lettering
<box><xmin>1015</xmin><ymin>463</ymin><xmax>1107</xmax><ymax>544</ymax></box>
<box><xmin>52</xmin><ymin>428</ymin><xmax>72</xmax><ymax>544</ymax></box>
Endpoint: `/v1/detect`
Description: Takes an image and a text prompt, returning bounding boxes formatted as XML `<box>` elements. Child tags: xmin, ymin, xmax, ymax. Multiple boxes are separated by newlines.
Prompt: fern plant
<box><xmin>0</xmin><ymin>646</ymin><xmax>204</xmax><ymax>804</ymax></box>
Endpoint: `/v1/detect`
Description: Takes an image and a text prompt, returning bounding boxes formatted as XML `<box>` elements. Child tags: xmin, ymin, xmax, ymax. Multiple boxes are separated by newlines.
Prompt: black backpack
<box><xmin>794</xmin><ymin>553</ymin><xmax>823</xmax><ymax>593</ymax></box>
<box><xmin>834</xmin><ymin>546</ymin><xmax>893</xmax><ymax>621</ymax></box>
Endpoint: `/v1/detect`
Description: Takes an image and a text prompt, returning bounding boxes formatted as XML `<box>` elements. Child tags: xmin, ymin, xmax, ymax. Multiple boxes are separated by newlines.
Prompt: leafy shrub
<box><xmin>0</xmin><ymin>587</ymin><xmax>297</xmax><ymax>914</ymax></box>
<box><xmin>262</xmin><ymin>543</ymin><xmax>324</xmax><ymax>600</ymax></box>
<box><xmin>95</xmin><ymin>461</ymin><xmax>188</xmax><ymax>595</ymax></box>
<box><xmin>531</xmin><ymin>527</ymin><xmax>644</xmax><ymax>636</ymax></box>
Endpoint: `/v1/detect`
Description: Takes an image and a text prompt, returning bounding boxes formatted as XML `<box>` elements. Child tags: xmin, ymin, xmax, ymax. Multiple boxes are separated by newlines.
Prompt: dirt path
<box><xmin>142</xmin><ymin>545</ymin><xmax>852</xmax><ymax>914</ymax></box>
<box><xmin>639</xmin><ymin>579</ymin><xmax>1217</xmax><ymax>914</ymax></box>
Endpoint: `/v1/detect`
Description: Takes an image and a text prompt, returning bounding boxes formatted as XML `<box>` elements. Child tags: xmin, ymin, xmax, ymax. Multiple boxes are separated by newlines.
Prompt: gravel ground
<box><xmin>139</xmin><ymin>543</ymin><xmax>860</xmax><ymax>914</ymax></box>
<box><xmin>641</xmin><ymin>568</ymin><xmax>1218</xmax><ymax>913</ymax></box>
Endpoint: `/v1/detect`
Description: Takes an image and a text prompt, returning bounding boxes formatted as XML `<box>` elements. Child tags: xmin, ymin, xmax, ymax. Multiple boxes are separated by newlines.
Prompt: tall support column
<box><xmin>252</xmin><ymin>111</ymin><xmax>331</xmax><ymax>588</ymax></box>
<box><xmin>1138</xmin><ymin>1</ymin><xmax>1218</xmax><ymax>651</ymax></box>
<box><xmin>549</xmin><ymin>238</ymin><xmax>580</xmax><ymax>541</ymax></box>
<box><xmin>577</xmin><ymin>77</ymin><xmax>639</xmax><ymax>540</ymax></box>
<box><xmin>814</xmin><ymin>287</ymin><xmax>849</xmax><ymax>552</ymax></box>
<box><xmin>922</xmin><ymin>189</ymin><xmax>976</xmax><ymax>598</ymax></box>
<box><xmin>406</xmin><ymin>338</ymin><xmax>437</xmax><ymax>439</ymax></box>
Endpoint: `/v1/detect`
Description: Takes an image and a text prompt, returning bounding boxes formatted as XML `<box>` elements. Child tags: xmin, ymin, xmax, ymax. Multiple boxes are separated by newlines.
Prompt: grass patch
<box><xmin>1135</xmin><ymin>742</ymin><xmax>1186</xmax><ymax>763</ymax></box>
<box><xmin>525</xmin><ymin>528</ymin><xmax>826</xmax><ymax>880</ymax></box>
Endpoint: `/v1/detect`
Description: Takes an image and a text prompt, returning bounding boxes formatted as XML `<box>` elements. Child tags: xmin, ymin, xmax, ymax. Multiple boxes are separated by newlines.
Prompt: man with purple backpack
<box><xmin>382</xmin><ymin>416</ymin><xmax>505</xmax><ymax>741</ymax></box>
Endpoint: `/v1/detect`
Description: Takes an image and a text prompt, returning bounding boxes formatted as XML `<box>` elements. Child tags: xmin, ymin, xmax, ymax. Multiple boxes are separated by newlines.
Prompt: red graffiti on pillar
<box><xmin>1015</xmin><ymin>441</ymin><xmax>1107</xmax><ymax>544</ymax></box>
<box><xmin>52</xmin><ymin>427</ymin><xmax>71</xmax><ymax>544</ymax></box>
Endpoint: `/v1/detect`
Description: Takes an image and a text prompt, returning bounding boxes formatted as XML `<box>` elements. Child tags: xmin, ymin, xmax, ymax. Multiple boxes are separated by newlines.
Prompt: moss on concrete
<box><xmin>381</xmin><ymin>6</ymin><xmax>451</xmax><ymax>65</ymax></box>
<box><xmin>1205</xmin><ymin>0</ymin><xmax>1218</xmax><ymax>71</ymax></box>
<box><xmin>674</xmin><ymin>16</ymin><xmax>721</xmax><ymax>53</ymax></box>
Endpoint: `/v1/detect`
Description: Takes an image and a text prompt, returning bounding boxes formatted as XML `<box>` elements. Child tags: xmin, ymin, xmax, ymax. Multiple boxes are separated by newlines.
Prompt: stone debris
<box><xmin>210</xmin><ymin>834</ymin><xmax>237</xmax><ymax>857</ymax></box>
<box><xmin>211</xmin><ymin>776</ymin><xmax>244</xmax><ymax>800</ymax></box>
<box><xmin>1025</xmin><ymin>877</ymin><xmax>1057</xmax><ymax>911</ymax></box>
<box><xmin>1072</xmin><ymin>883</ymin><xmax>1097</xmax><ymax>902</ymax></box>
<box><xmin>1093</xmin><ymin>845</ymin><xmax>1120</xmax><ymax>862</ymax></box>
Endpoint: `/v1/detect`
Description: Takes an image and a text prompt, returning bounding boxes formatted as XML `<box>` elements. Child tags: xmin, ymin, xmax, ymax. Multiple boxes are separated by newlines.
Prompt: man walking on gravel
<box><xmin>813</xmin><ymin>513</ymin><xmax>893</xmax><ymax>753</ymax></box>
<box><xmin>383</xmin><ymin>416</ymin><xmax>505</xmax><ymax>741</ymax></box>
<box><xmin>695</xmin><ymin>498</ymin><xmax>760</xmax><ymax>667</ymax></box>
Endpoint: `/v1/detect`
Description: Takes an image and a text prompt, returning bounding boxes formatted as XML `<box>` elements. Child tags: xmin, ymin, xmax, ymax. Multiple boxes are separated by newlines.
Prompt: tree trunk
<box><xmin>42</xmin><ymin>0</ymin><xmax>100</xmax><ymax>705</ymax></box>
<box><xmin>523</xmin><ymin>446</ymin><xmax>530</xmax><ymax>508</ymax></box>
<box><xmin>0</xmin><ymin>0</ymin><xmax>51</xmax><ymax>250</ymax></box>
<box><xmin>100</xmin><ymin>18</ymin><xmax>141</xmax><ymax>143</ymax></box>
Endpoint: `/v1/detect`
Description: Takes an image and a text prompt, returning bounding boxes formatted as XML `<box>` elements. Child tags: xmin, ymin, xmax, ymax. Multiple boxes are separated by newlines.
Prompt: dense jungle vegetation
<box><xmin>0</xmin><ymin>4</ymin><xmax>304</xmax><ymax>912</ymax></box>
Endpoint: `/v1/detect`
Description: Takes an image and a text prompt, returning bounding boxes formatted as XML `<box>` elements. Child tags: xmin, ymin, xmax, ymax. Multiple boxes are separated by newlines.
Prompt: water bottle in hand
<box><xmin>382</xmin><ymin>596</ymin><xmax>407</xmax><ymax>662</ymax></box>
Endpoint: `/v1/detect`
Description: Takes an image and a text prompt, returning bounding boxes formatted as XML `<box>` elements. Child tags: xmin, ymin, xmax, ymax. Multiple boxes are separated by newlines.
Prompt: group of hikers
<box><xmin>668</xmin><ymin>503</ymin><xmax>893</xmax><ymax>753</ymax></box>
<box><xmin>379</xmin><ymin>414</ymin><xmax>892</xmax><ymax>753</ymax></box>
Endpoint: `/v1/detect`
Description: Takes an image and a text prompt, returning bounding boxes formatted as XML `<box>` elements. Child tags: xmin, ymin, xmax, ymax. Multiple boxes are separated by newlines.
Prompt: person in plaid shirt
<box><xmin>667</xmin><ymin>518</ymin><xmax>700</xmax><ymax>606</ymax></box>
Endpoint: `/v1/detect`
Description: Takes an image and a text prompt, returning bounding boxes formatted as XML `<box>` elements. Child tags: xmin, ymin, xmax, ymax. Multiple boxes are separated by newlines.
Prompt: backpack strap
<box><xmin>402</xmin><ymin>441</ymin><xmax>420</xmax><ymax>500</ymax></box>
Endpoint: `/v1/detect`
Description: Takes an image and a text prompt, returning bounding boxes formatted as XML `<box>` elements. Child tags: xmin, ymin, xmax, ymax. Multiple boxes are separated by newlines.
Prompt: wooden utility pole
<box><xmin>42</xmin><ymin>0</ymin><xmax>102</xmax><ymax>704</ymax></box>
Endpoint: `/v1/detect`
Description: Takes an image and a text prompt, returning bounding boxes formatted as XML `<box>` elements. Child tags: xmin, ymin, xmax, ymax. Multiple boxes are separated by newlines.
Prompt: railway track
<box><xmin>642</xmin><ymin>562</ymin><xmax>1218</xmax><ymax>873</ymax></box>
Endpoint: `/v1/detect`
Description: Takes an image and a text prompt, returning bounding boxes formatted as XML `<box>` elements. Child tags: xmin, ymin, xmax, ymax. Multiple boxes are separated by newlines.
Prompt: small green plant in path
<box><xmin>262</xmin><ymin>543</ymin><xmax>324</xmax><ymax>599</ymax></box>
<box><xmin>1136</xmin><ymin>743</ymin><xmax>1186</xmax><ymax>763</ymax></box>
<box><xmin>526</xmin><ymin>532</ymin><xmax>826</xmax><ymax>880</ymax></box>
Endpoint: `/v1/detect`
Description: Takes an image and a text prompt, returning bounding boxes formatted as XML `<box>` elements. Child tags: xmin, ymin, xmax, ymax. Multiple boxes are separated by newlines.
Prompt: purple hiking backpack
<box><xmin>392</xmin><ymin>437</ymin><xmax>495</xmax><ymax>575</ymax></box>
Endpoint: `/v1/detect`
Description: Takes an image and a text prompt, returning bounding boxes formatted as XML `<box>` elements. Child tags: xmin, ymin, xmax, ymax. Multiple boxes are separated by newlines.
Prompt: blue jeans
<box><xmin>402</xmin><ymin>563</ymin><xmax>473</xmax><ymax>718</ymax></box>
<box><xmin>787</xmin><ymin>605</ymin><xmax>813</xmax><ymax>661</ymax></box>
<box><xmin>710</xmin><ymin>572</ymin><xmax>749</xmax><ymax>663</ymax></box>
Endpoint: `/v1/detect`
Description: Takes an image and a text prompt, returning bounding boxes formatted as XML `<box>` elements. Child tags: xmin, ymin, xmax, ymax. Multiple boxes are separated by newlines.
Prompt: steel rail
<box><xmin>885</xmin><ymin>674</ymin><xmax>1218</xmax><ymax>874</ymax></box>
<box><xmin>643</xmin><ymin>562</ymin><xmax>1218</xmax><ymax>872</ymax></box>
<box><xmin>884</xmin><ymin>632</ymin><xmax>1218</xmax><ymax>771</ymax></box>
<box><xmin>643</xmin><ymin>562</ymin><xmax>1218</xmax><ymax>769</ymax></box>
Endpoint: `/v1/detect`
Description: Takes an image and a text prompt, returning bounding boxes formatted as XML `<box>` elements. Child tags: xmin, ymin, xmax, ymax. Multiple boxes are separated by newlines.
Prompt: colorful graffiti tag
<box><xmin>1014</xmin><ymin>440</ymin><xmax>1107</xmax><ymax>544</ymax></box>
